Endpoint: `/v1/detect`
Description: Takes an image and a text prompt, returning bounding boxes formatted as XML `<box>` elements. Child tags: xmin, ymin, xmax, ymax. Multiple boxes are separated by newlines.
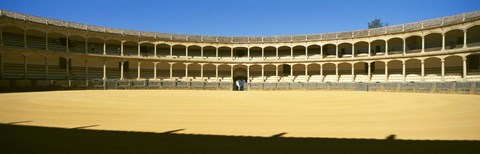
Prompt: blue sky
<box><xmin>1</xmin><ymin>0</ymin><xmax>479</xmax><ymax>36</ymax></box>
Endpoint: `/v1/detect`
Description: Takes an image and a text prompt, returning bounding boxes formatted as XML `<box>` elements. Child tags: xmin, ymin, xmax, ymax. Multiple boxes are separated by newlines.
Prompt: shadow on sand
<box><xmin>1</xmin><ymin>124</ymin><xmax>479</xmax><ymax>154</ymax></box>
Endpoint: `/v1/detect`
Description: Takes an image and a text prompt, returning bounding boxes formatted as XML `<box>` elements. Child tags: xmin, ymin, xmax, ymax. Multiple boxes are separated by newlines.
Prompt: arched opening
<box><xmin>26</xmin><ymin>29</ymin><xmax>46</xmax><ymax>50</ymax></box>
<box><xmin>233</xmin><ymin>65</ymin><xmax>247</xmax><ymax>91</ymax></box>
<box><xmin>354</xmin><ymin>41</ymin><xmax>368</xmax><ymax>57</ymax></box>
<box><xmin>87</xmin><ymin>37</ymin><xmax>104</xmax><ymax>54</ymax></box>
<box><xmin>405</xmin><ymin>36</ymin><xmax>422</xmax><ymax>53</ymax></box>
<box><xmin>218</xmin><ymin>47</ymin><xmax>231</xmax><ymax>59</ymax></box>
<box><xmin>203</xmin><ymin>46</ymin><xmax>216</xmax><ymax>59</ymax></box>
<box><xmin>188</xmin><ymin>45</ymin><xmax>201</xmax><ymax>59</ymax></box>
<box><xmin>444</xmin><ymin>56</ymin><xmax>463</xmax><ymax>81</ymax></box>
<box><xmin>172</xmin><ymin>62</ymin><xmax>185</xmax><ymax>80</ymax></box>
<box><xmin>139</xmin><ymin>61</ymin><xmax>155</xmax><ymax>80</ymax></box>
<box><xmin>338</xmin><ymin>43</ymin><xmax>352</xmax><ymax>58</ymax></box>
<box><xmin>445</xmin><ymin>29</ymin><xmax>464</xmax><ymax>50</ymax></box>
<box><xmin>278</xmin><ymin>46</ymin><xmax>291</xmax><ymax>59</ymax></box>
<box><xmin>264</xmin><ymin>46</ymin><xmax>276</xmax><ymax>59</ymax></box>
<box><xmin>371</xmin><ymin>61</ymin><xmax>386</xmax><ymax>82</ymax></box>
<box><xmin>264</xmin><ymin>64</ymin><xmax>277</xmax><ymax>82</ymax></box>
<box><xmin>249</xmin><ymin>47</ymin><xmax>262</xmax><ymax>59</ymax></box>
<box><xmin>68</xmin><ymin>35</ymin><xmax>86</xmax><ymax>53</ymax></box>
<box><xmin>218</xmin><ymin>64</ymin><xmax>231</xmax><ymax>81</ymax></box>
<box><xmin>322</xmin><ymin>63</ymin><xmax>336</xmax><ymax>82</ymax></box>
<box><xmin>2</xmin><ymin>26</ymin><xmax>24</xmax><ymax>48</ymax></box>
<box><xmin>48</xmin><ymin>32</ymin><xmax>67</xmax><ymax>52</ymax></box>
<box><xmin>322</xmin><ymin>44</ymin><xmax>336</xmax><ymax>58</ymax></box>
<box><xmin>387</xmin><ymin>60</ymin><xmax>402</xmax><ymax>82</ymax></box>
<box><xmin>233</xmin><ymin>47</ymin><xmax>248</xmax><ymax>59</ymax></box>
<box><xmin>156</xmin><ymin>44</ymin><xmax>170</xmax><ymax>58</ymax></box>
<box><xmin>371</xmin><ymin>40</ymin><xmax>386</xmax><ymax>56</ymax></box>
<box><xmin>70</xmin><ymin>57</ymin><xmax>87</xmax><ymax>80</ymax></box>
<box><xmin>307</xmin><ymin>64</ymin><xmax>320</xmax><ymax>82</ymax></box>
<box><xmin>292</xmin><ymin>64</ymin><xmax>306</xmax><ymax>82</ymax></box>
<box><xmin>338</xmin><ymin>63</ymin><xmax>352</xmax><ymax>82</ymax></box>
<box><xmin>307</xmin><ymin>45</ymin><xmax>320</xmax><ymax>58</ymax></box>
<box><xmin>105</xmin><ymin>59</ymin><xmax>120</xmax><ymax>79</ymax></box>
<box><xmin>405</xmin><ymin>59</ymin><xmax>421</xmax><ymax>82</ymax></box>
<box><xmin>387</xmin><ymin>38</ymin><xmax>403</xmax><ymax>54</ymax></box>
<box><xmin>424</xmin><ymin>57</ymin><xmax>442</xmax><ymax>82</ymax></box>
<box><xmin>249</xmin><ymin>65</ymin><xmax>262</xmax><ymax>83</ymax></box>
<box><xmin>292</xmin><ymin>45</ymin><xmax>306</xmax><ymax>59</ymax></box>
<box><xmin>140</xmin><ymin>43</ymin><xmax>155</xmax><ymax>57</ymax></box>
<box><xmin>26</xmin><ymin>54</ymin><xmax>46</xmax><ymax>79</ymax></box>
<box><xmin>157</xmin><ymin>62</ymin><xmax>170</xmax><ymax>80</ymax></box>
<box><xmin>105</xmin><ymin>39</ymin><xmax>121</xmax><ymax>55</ymax></box>
<box><xmin>188</xmin><ymin>63</ymin><xmax>201</xmax><ymax>81</ymax></box>
<box><xmin>203</xmin><ymin>64</ymin><xmax>216</xmax><ymax>82</ymax></box>
<box><xmin>353</xmin><ymin>62</ymin><xmax>368</xmax><ymax>82</ymax></box>
<box><xmin>466</xmin><ymin>54</ymin><xmax>480</xmax><ymax>76</ymax></box>
<box><xmin>467</xmin><ymin>25</ymin><xmax>480</xmax><ymax>47</ymax></box>
<box><xmin>84</xmin><ymin>58</ymin><xmax>103</xmax><ymax>80</ymax></box>
<box><xmin>123</xmin><ymin>41</ymin><xmax>138</xmax><ymax>56</ymax></box>
<box><xmin>172</xmin><ymin>44</ymin><xmax>186</xmax><ymax>58</ymax></box>
<box><xmin>424</xmin><ymin>33</ymin><xmax>442</xmax><ymax>52</ymax></box>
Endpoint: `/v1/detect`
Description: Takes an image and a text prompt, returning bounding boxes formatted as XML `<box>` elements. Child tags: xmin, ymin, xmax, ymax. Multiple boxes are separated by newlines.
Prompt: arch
<box><xmin>292</xmin><ymin>63</ymin><xmax>306</xmax><ymax>76</ymax></box>
<box><xmin>292</xmin><ymin>45</ymin><xmax>306</xmax><ymax>59</ymax></box>
<box><xmin>387</xmin><ymin>38</ymin><xmax>403</xmax><ymax>54</ymax></box>
<box><xmin>278</xmin><ymin>46</ymin><xmax>291</xmax><ymax>59</ymax></box>
<box><xmin>86</xmin><ymin>37</ymin><xmax>104</xmax><ymax>54</ymax></box>
<box><xmin>26</xmin><ymin>54</ymin><xmax>46</xmax><ymax>79</ymax></box>
<box><xmin>188</xmin><ymin>45</ymin><xmax>202</xmax><ymax>58</ymax></box>
<box><xmin>156</xmin><ymin>62</ymin><xmax>170</xmax><ymax>80</ymax></box>
<box><xmin>123</xmin><ymin>41</ymin><xmax>138</xmax><ymax>56</ymax></box>
<box><xmin>25</xmin><ymin>29</ymin><xmax>46</xmax><ymax>50</ymax></box>
<box><xmin>424</xmin><ymin>33</ymin><xmax>442</xmax><ymax>52</ymax></box>
<box><xmin>105</xmin><ymin>39</ymin><xmax>121</xmax><ymax>55</ymax></box>
<box><xmin>307</xmin><ymin>45</ymin><xmax>321</xmax><ymax>58</ymax></box>
<box><xmin>233</xmin><ymin>47</ymin><xmax>248</xmax><ymax>58</ymax></box>
<box><xmin>444</xmin><ymin>29</ymin><xmax>464</xmax><ymax>50</ymax></box>
<box><xmin>47</xmin><ymin>32</ymin><xmax>67</xmax><ymax>52</ymax></box>
<box><xmin>139</xmin><ymin>42</ymin><xmax>155</xmax><ymax>57</ymax></box>
<box><xmin>249</xmin><ymin>47</ymin><xmax>262</xmax><ymax>59</ymax></box>
<box><xmin>172</xmin><ymin>44</ymin><xmax>186</xmax><ymax>58</ymax></box>
<box><xmin>156</xmin><ymin>43</ymin><xmax>170</xmax><ymax>58</ymax></box>
<box><xmin>467</xmin><ymin>25</ymin><xmax>480</xmax><ymax>47</ymax></box>
<box><xmin>306</xmin><ymin>63</ymin><xmax>320</xmax><ymax>76</ymax></box>
<box><xmin>424</xmin><ymin>57</ymin><xmax>442</xmax><ymax>75</ymax></box>
<box><xmin>172</xmin><ymin>62</ymin><xmax>186</xmax><ymax>79</ymax></box>
<box><xmin>68</xmin><ymin>35</ymin><xmax>86</xmax><ymax>53</ymax></box>
<box><xmin>338</xmin><ymin>43</ymin><xmax>352</xmax><ymax>58</ymax></box>
<box><xmin>354</xmin><ymin>41</ymin><xmax>368</xmax><ymax>57</ymax></box>
<box><xmin>218</xmin><ymin>47</ymin><xmax>231</xmax><ymax>59</ymax></box>
<box><xmin>444</xmin><ymin>55</ymin><xmax>463</xmax><ymax>80</ymax></box>
<box><xmin>405</xmin><ymin>59</ymin><xmax>421</xmax><ymax>82</ymax></box>
<box><xmin>248</xmin><ymin>65</ymin><xmax>262</xmax><ymax>82</ymax></box>
<box><xmin>322</xmin><ymin>44</ymin><xmax>336</xmax><ymax>58</ymax></box>
<box><xmin>188</xmin><ymin>63</ymin><xmax>201</xmax><ymax>80</ymax></box>
<box><xmin>264</xmin><ymin>64</ymin><xmax>276</xmax><ymax>79</ymax></box>
<box><xmin>202</xmin><ymin>63</ymin><xmax>216</xmax><ymax>80</ymax></box>
<box><xmin>405</xmin><ymin>35</ymin><xmax>422</xmax><ymax>53</ymax></box>
<box><xmin>264</xmin><ymin>46</ymin><xmax>276</xmax><ymax>59</ymax></box>
<box><xmin>203</xmin><ymin>46</ymin><xmax>216</xmax><ymax>59</ymax></box>
<box><xmin>70</xmin><ymin>56</ymin><xmax>87</xmax><ymax>80</ymax></box>
<box><xmin>2</xmin><ymin>25</ymin><xmax>24</xmax><ymax>48</ymax></box>
<box><xmin>371</xmin><ymin>39</ymin><xmax>386</xmax><ymax>56</ymax></box>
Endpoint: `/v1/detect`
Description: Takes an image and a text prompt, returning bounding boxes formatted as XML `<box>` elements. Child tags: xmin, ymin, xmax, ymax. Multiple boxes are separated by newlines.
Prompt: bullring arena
<box><xmin>1</xmin><ymin>10</ymin><xmax>480</xmax><ymax>152</ymax></box>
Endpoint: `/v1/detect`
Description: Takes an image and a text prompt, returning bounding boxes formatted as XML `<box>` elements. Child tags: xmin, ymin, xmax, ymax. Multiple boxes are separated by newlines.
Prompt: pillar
<box><xmin>276</xmin><ymin>47</ymin><xmax>279</xmax><ymax>60</ymax></box>
<box><xmin>421</xmin><ymin>36</ymin><xmax>425</xmax><ymax>53</ymax></box>
<box><xmin>463</xmin><ymin>57</ymin><xmax>467</xmax><ymax>81</ymax></box>
<box><xmin>261</xmin><ymin>65</ymin><xmax>265</xmax><ymax>82</ymax></box>
<box><xmin>246</xmin><ymin>65</ymin><xmax>250</xmax><ymax>82</ymax></box>
<box><xmin>320</xmin><ymin>64</ymin><xmax>323</xmax><ymax>76</ymax></box>
<box><xmin>170</xmin><ymin>45</ymin><xmax>173</xmax><ymax>58</ymax></box>
<box><xmin>247</xmin><ymin>48</ymin><xmax>250</xmax><ymax>59</ymax></box>
<box><xmin>185</xmin><ymin>46</ymin><xmax>189</xmax><ymax>58</ymax></box>
<box><xmin>184</xmin><ymin>63</ymin><xmax>190</xmax><ymax>80</ymax></box>
<box><xmin>368</xmin><ymin>42</ymin><xmax>371</xmax><ymax>57</ymax></box>
<box><xmin>261</xmin><ymin>47</ymin><xmax>265</xmax><ymax>60</ymax></box>
<box><xmin>66</xmin><ymin>35</ymin><xmax>69</xmax><ymax>52</ymax></box>
<box><xmin>421</xmin><ymin>60</ymin><xmax>425</xmax><ymax>82</ymax></box>
<box><xmin>103</xmin><ymin>40</ymin><xmax>106</xmax><ymax>55</ymax></box>
<box><xmin>351</xmin><ymin>64</ymin><xmax>355</xmax><ymax>82</ymax></box>
<box><xmin>230</xmin><ymin>65</ymin><xmax>233</xmax><ymax>80</ymax></box>
<box><xmin>230</xmin><ymin>48</ymin><xmax>233</xmax><ymax>59</ymax></box>
<box><xmin>290</xmin><ymin>64</ymin><xmax>294</xmax><ymax>81</ymax></box>
<box><xmin>335</xmin><ymin>63</ymin><xmax>338</xmax><ymax>82</ymax></box>
<box><xmin>335</xmin><ymin>44</ymin><xmax>338</xmax><ymax>58</ymax></box>
<box><xmin>367</xmin><ymin>62</ymin><xmax>371</xmax><ymax>82</ymax></box>
<box><xmin>275</xmin><ymin>64</ymin><xmax>279</xmax><ymax>81</ymax></box>
<box><xmin>402</xmin><ymin>61</ymin><xmax>406</xmax><ymax>83</ymax></box>
<box><xmin>154</xmin><ymin>44</ymin><xmax>157</xmax><ymax>57</ymax></box>
<box><xmin>320</xmin><ymin>45</ymin><xmax>323</xmax><ymax>59</ymax></box>
<box><xmin>201</xmin><ymin>47</ymin><xmax>204</xmax><ymax>58</ymax></box>
<box><xmin>352</xmin><ymin>44</ymin><xmax>355</xmax><ymax>58</ymax></box>
<box><xmin>120</xmin><ymin>61</ymin><xmax>124</xmax><ymax>80</ymax></box>
<box><xmin>441</xmin><ymin>59</ymin><xmax>445</xmax><ymax>82</ymax></box>
<box><xmin>290</xmin><ymin>47</ymin><xmax>293</xmax><ymax>60</ymax></box>
<box><xmin>215</xmin><ymin>64</ymin><xmax>219</xmax><ymax>81</ymax></box>
<box><xmin>169</xmin><ymin>62</ymin><xmax>174</xmax><ymax>80</ymax></box>
<box><xmin>305</xmin><ymin>46</ymin><xmax>308</xmax><ymax>59</ymax></box>
<box><xmin>102</xmin><ymin>61</ymin><xmax>107</xmax><ymax>80</ymax></box>
<box><xmin>200</xmin><ymin>64</ymin><xmax>204</xmax><ymax>80</ymax></box>
<box><xmin>402</xmin><ymin>38</ymin><xmax>406</xmax><ymax>55</ymax></box>
<box><xmin>305</xmin><ymin>64</ymin><xmax>309</xmax><ymax>82</ymax></box>
<box><xmin>441</xmin><ymin>33</ymin><xmax>445</xmax><ymax>51</ymax></box>
<box><xmin>153</xmin><ymin>62</ymin><xmax>158</xmax><ymax>80</ymax></box>
<box><xmin>385</xmin><ymin>41</ymin><xmax>389</xmax><ymax>55</ymax></box>
<box><xmin>463</xmin><ymin>30</ymin><xmax>467</xmax><ymax>48</ymax></box>
<box><xmin>137</xmin><ymin>43</ymin><xmax>141</xmax><ymax>56</ymax></box>
<box><xmin>137</xmin><ymin>62</ymin><xmax>142</xmax><ymax>80</ymax></box>
<box><xmin>121</xmin><ymin>41</ymin><xmax>125</xmax><ymax>56</ymax></box>
<box><xmin>215</xmin><ymin>47</ymin><xmax>219</xmax><ymax>59</ymax></box>
<box><xmin>85</xmin><ymin>59</ymin><xmax>88</xmax><ymax>80</ymax></box>
<box><xmin>385</xmin><ymin>62</ymin><xmax>388</xmax><ymax>82</ymax></box>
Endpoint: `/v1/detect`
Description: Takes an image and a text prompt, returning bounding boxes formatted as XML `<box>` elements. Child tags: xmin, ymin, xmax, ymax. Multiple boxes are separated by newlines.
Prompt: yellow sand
<box><xmin>1</xmin><ymin>90</ymin><xmax>480</xmax><ymax>140</ymax></box>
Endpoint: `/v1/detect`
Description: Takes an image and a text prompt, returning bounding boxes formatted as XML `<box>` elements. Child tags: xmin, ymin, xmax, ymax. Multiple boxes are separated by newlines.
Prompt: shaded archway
<box><xmin>405</xmin><ymin>36</ymin><xmax>422</xmax><ymax>53</ymax></box>
<box><xmin>424</xmin><ymin>33</ymin><xmax>442</xmax><ymax>52</ymax></box>
<box><xmin>467</xmin><ymin>25</ymin><xmax>480</xmax><ymax>47</ymax></box>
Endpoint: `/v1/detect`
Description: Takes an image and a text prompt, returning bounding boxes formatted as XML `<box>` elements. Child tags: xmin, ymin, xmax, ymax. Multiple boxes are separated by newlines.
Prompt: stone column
<box><xmin>137</xmin><ymin>61</ymin><xmax>142</xmax><ymax>80</ymax></box>
<box><xmin>261</xmin><ymin>64</ymin><xmax>265</xmax><ymax>82</ymax></box>
<box><xmin>154</xmin><ymin>43</ymin><xmax>157</xmax><ymax>57</ymax></box>
<box><xmin>185</xmin><ymin>46</ymin><xmax>189</xmax><ymax>58</ymax></box>
<box><xmin>168</xmin><ymin>62</ymin><xmax>175</xmax><ymax>80</ymax></box>
<box><xmin>352</xmin><ymin>44</ymin><xmax>355</xmax><ymax>58</ymax></box>
<box><xmin>290</xmin><ymin>47</ymin><xmax>293</xmax><ymax>60</ymax></box>
<box><xmin>463</xmin><ymin>57</ymin><xmax>467</xmax><ymax>81</ymax></box>
<box><xmin>103</xmin><ymin>40</ymin><xmax>106</xmax><ymax>55</ymax></box>
<box><xmin>230</xmin><ymin>64</ymin><xmax>234</xmax><ymax>80</ymax></box>
<box><xmin>351</xmin><ymin>64</ymin><xmax>355</xmax><ymax>82</ymax></box>
<box><xmin>275</xmin><ymin>64</ymin><xmax>279</xmax><ymax>81</ymax></box>
<box><xmin>305</xmin><ymin>64</ymin><xmax>309</xmax><ymax>82</ymax></box>
<box><xmin>441</xmin><ymin>33</ymin><xmax>445</xmax><ymax>51</ymax></box>
<box><xmin>153</xmin><ymin>62</ymin><xmax>158</xmax><ymax>80</ymax></box>
<box><xmin>276</xmin><ymin>47</ymin><xmax>279</xmax><ymax>60</ymax></box>
<box><xmin>200</xmin><ymin>63</ymin><xmax>204</xmax><ymax>80</ymax></box>
<box><xmin>85</xmin><ymin>59</ymin><xmax>88</xmax><ymax>80</ymax></box>
<box><xmin>335</xmin><ymin>63</ymin><xmax>339</xmax><ymax>82</ymax></box>
<box><xmin>335</xmin><ymin>44</ymin><xmax>338</xmax><ymax>58</ymax></box>
<box><xmin>385</xmin><ymin>41</ymin><xmax>389</xmax><ymax>55</ymax></box>
<box><xmin>103</xmin><ymin>60</ymin><xmax>107</xmax><ymax>80</ymax></box>
<box><xmin>320</xmin><ymin>45</ymin><xmax>323</xmax><ymax>59</ymax></box>
<box><xmin>402</xmin><ymin>61</ymin><xmax>406</xmax><ymax>83</ymax></box>
<box><xmin>290</xmin><ymin>64</ymin><xmax>294</xmax><ymax>77</ymax></box>
<box><xmin>320</xmin><ymin>63</ymin><xmax>323</xmax><ymax>77</ymax></box>
<box><xmin>65</xmin><ymin>35</ymin><xmax>69</xmax><ymax>52</ymax></box>
<box><xmin>215</xmin><ymin>64</ymin><xmax>219</xmax><ymax>81</ymax></box>
<box><xmin>367</xmin><ymin>62</ymin><xmax>371</xmax><ymax>82</ymax></box>
<box><xmin>261</xmin><ymin>47</ymin><xmax>265</xmax><ymax>60</ymax></box>
<box><xmin>170</xmin><ymin>45</ymin><xmax>173</xmax><ymax>58</ymax></box>
<box><xmin>230</xmin><ymin>48</ymin><xmax>233</xmax><ymax>60</ymax></box>
<box><xmin>137</xmin><ymin>43</ymin><xmax>141</xmax><ymax>56</ymax></box>
<box><xmin>184</xmin><ymin>63</ymin><xmax>191</xmax><ymax>80</ymax></box>
<box><xmin>247</xmin><ymin>47</ymin><xmax>250</xmax><ymax>60</ymax></box>
<box><xmin>246</xmin><ymin>65</ymin><xmax>250</xmax><ymax>82</ymax></box>
<box><xmin>421</xmin><ymin>36</ymin><xmax>425</xmax><ymax>53</ymax></box>
<box><xmin>215</xmin><ymin>47</ymin><xmax>219</xmax><ymax>59</ymax></box>
<box><xmin>121</xmin><ymin>40</ymin><xmax>125</xmax><ymax>56</ymax></box>
<box><xmin>441</xmin><ymin>59</ymin><xmax>445</xmax><ymax>82</ymax></box>
<box><xmin>120</xmin><ymin>61</ymin><xmax>124</xmax><ymax>80</ymax></box>
<box><xmin>368</xmin><ymin>42</ymin><xmax>371</xmax><ymax>57</ymax></box>
<box><xmin>23</xmin><ymin>30</ymin><xmax>27</xmax><ymax>48</ymax></box>
<box><xmin>385</xmin><ymin>61</ymin><xmax>388</xmax><ymax>82</ymax></box>
<box><xmin>421</xmin><ymin>60</ymin><xmax>425</xmax><ymax>82</ymax></box>
<box><xmin>305</xmin><ymin>46</ymin><xmax>308</xmax><ymax>59</ymax></box>
<box><xmin>402</xmin><ymin>38</ymin><xmax>406</xmax><ymax>55</ymax></box>
<box><xmin>201</xmin><ymin>47</ymin><xmax>204</xmax><ymax>59</ymax></box>
<box><xmin>463</xmin><ymin>30</ymin><xmax>467</xmax><ymax>48</ymax></box>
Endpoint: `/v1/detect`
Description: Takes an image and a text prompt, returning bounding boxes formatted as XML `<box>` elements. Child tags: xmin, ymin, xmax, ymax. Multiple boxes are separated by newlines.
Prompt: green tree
<box><xmin>368</xmin><ymin>19</ymin><xmax>389</xmax><ymax>29</ymax></box>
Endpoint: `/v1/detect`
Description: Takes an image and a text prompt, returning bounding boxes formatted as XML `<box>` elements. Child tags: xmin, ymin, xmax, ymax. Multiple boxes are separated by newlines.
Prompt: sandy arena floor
<box><xmin>1</xmin><ymin>90</ymin><xmax>480</xmax><ymax>140</ymax></box>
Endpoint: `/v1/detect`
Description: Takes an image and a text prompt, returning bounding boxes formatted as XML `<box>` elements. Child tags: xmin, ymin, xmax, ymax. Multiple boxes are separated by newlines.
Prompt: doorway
<box><xmin>233</xmin><ymin>67</ymin><xmax>247</xmax><ymax>91</ymax></box>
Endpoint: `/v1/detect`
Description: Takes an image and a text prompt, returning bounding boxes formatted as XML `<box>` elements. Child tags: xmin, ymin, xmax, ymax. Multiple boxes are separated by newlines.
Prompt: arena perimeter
<box><xmin>1</xmin><ymin>90</ymin><xmax>479</xmax><ymax>140</ymax></box>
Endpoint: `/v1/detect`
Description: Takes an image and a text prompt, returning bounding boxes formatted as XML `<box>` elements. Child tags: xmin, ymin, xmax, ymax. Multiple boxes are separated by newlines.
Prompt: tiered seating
<box><xmin>69</xmin><ymin>40</ymin><xmax>86</xmax><ymax>53</ymax></box>
<box><xmin>293</xmin><ymin>75</ymin><xmax>308</xmax><ymax>82</ymax></box>
<box><xmin>265</xmin><ymin>76</ymin><xmax>279</xmax><ymax>82</ymax></box>
<box><xmin>123</xmin><ymin>46</ymin><xmax>137</xmax><ymax>56</ymax></box>
<box><xmin>370</xmin><ymin>74</ymin><xmax>386</xmax><ymax>82</ymax></box>
<box><xmin>354</xmin><ymin>75</ymin><xmax>368</xmax><ymax>82</ymax></box>
<box><xmin>220</xmin><ymin>76</ymin><xmax>232</xmax><ymax>82</ymax></box>
<box><xmin>466</xmin><ymin>75</ymin><xmax>480</xmax><ymax>81</ymax></box>
<box><xmin>405</xmin><ymin>74</ymin><xmax>421</xmax><ymax>82</ymax></box>
<box><xmin>26</xmin><ymin>35</ymin><xmax>46</xmax><ymax>50</ymax></box>
<box><xmin>323</xmin><ymin>75</ymin><xmax>337</xmax><ymax>82</ymax></box>
<box><xmin>250</xmin><ymin>76</ymin><xmax>264</xmax><ymax>83</ymax></box>
<box><xmin>47</xmin><ymin>38</ymin><xmax>66</xmax><ymax>51</ymax></box>
<box><xmin>3</xmin><ymin>32</ymin><xmax>24</xmax><ymax>48</ymax></box>
<box><xmin>3</xmin><ymin>63</ymin><xmax>24</xmax><ymax>79</ymax></box>
<box><xmin>444</xmin><ymin>73</ymin><xmax>462</xmax><ymax>82</ymax></box>
<box><xmin>387</xmin><ymin>74</ymin><xmax>403</xmax><ymax>82</ymax></box>
<box><xmin>424</xmin><ymin>74</ymin><xmax>441</xmax><ymax>82</ymax></box>
<box><xmin>279</xmin><ymin>76</ymin><xmax>293</xmax><ymax>82</ymax></box>
<box><xmin>308</xmin><ymin>75</ymin><xmax>323</xmax><ymax>82</ymax></box>
<box><xmin>27</xmin><ymin>64</ymin><xmax>46</xmax><ymax>79</ymax></box>
<box><xmin>339</xmin><ymin>75</ymin><xmax>353</xmax><ymax>83</ymax></box>
<box><xmin>47</xmin><ymin>65</ymin><xmax>67</xmax><ymax>79</ymax></box>
<box><xmin>86</xmin><ymin>67</ymin><xmax>103</xmax><ymax>79</ymax></box>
